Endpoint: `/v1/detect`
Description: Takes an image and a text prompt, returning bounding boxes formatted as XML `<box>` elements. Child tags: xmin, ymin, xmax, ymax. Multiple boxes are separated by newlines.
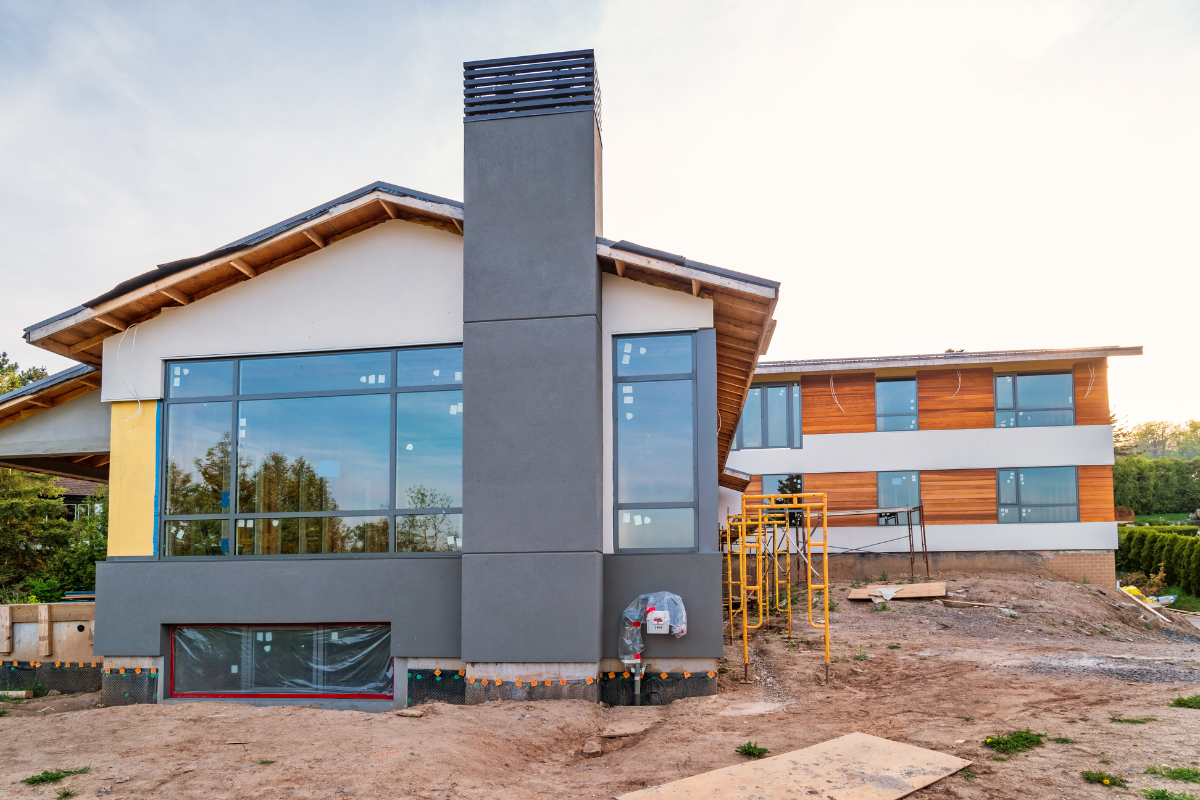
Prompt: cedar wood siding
<box><xmin>916</xmin><ymin>368</ymin><xmax>994</xmax><ymax>430</ymax></box>
<box><xmin>802</xmin><ymin>472</ymin><xmax>877</xmax><ymax>527</ymax></box>
<box><xmin>1078</xmin><ymin>465</ymin><xmax>1115</xmax><ymax>522</ymax></box>
<box><xmin>1074</xmin><ymin>358</ymin><xmax>1110</xmax><ymax>426</ymax></box>
<box><xmin>801</xmin><ymin>373</ymin><xmax>874</xmax><ymax>435</ymax></box>
<box><xmin>745</xmin><ymin>474</ymin><xmax>763</xmax><ymax>496</ymax></box>
<box><xmin>920</xmin><ymin>469</ymin><xmax>997</xmax><ymax>525</ymax></box>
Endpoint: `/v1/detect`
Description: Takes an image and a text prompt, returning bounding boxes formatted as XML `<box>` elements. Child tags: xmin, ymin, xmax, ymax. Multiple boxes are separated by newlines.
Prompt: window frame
<box><xmin>876</xmin><ymin>470</ymin><xmax>921</xmax><ymax>526</ymax></box>
<box><xmin>159</xmin><ymin>344</ymin><xmax>464</xmax><ymax>560</ymax></box>
<box><xmin>875</xmin><ymin>377</ymin><xmax>919</xmax><ymax>433</ymax></box>
<box><xmin>612</xmin><ymin>332</ymin><xmax>700</xmax><ymax>554</ymax></box>
<box><xmin>993</xmin><ymin>371</ymin><xmax>1075</xmax><ymax>428</ymax></box>
<box><xmin>995</xmin><ymin>466</ymin><xmax>1080</xmax><ymax>524</ymax></box>
<box><xmin>730</xmin><ymin>382</ymin><xmax>803</xmax><ymax>450</ymax></box>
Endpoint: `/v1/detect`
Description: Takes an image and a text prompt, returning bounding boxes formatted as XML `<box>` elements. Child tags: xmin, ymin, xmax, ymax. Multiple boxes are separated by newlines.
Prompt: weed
<box><xmin>990</xmin><ymin>755</ymin><xmax>1008</xmax><ymax>762</ymax></box>
<box><xmin>1111</xmin><ymin>714</ymin><xmax>1157</xmax><ymax>724</ymax></box>
<box><xmin>879</xmin><ymin>571</ymin><xmax>889</xmax><ymax>582</ymax></box>
<box><xmin>1146</xmin><ymin>765</ymin><xmax>1200</xmax><ymax>783</ymax></box>
<box><xmin>887</xmin><ymin>644</ymin><xmax>901</xmax><ymax>650</ymax></box>
<box><xmin>56</xmin><ymin>790</ymin><xmax>78</xmax><ymax>799</ymax></box>
<box><xmin>853</xmin><ymin>646</ymin><xmax>869</xmax><ymax>661</ymax></box>
<box><xmin>1082</xmin><ymin>575</ymin><xmax>1091</xmax><ymax>585</ymax></box>
<box><xmin>1169</xmin><ymin>695</ymin><xmax>1200</xmax><ymax>709</ymax></box>
<box><xmin>21</xmin><ymin>768</ymin><xmax>90</xmax><ymax>786</ymax></box>
<box><xmin>850</xmin><ymin>579</ymin><xmax>862</xmax><ymax>589</ymax></box>
<box><xmin>1143</xmin><ymin>790</ymin><xmax>1200</xmax><ymax>800</ymax></box>
<box><xmin>982</xmin><ymin>729</ymin><xmax>1046</xmax><ymax>755</ymax></box>
<box><xmin>258</xmin><ymin>760</ymin><xmax>277</xmax><ymax>765</ymax></box>
<box><xmin>1051</xmin><ymin>737</ymin><xmax>1076</xmax><ymax>744</ymax></box>
<box><xmin>959</xmin><ymin>767</ymin><xmax>977</xmax><ymax>781</ymax></box>
<box><xmin>717</xmin><ymin>667</ymin><xmax>729</xmax><ymax>674</ymax></box>
<box><xmin>973</xmin><ymin>699</ymin><xmax>986</xmax><ymax>704</ymax></box>
<box><xmin>1101</xmin><ymin>759</ymin><xmax>1112</xmax><ymax>764</ymax></box>
<box><xmin>961</xmin><ymin>715</ymin><xmax>974</xmax><ymax>722</ymax></box>
<box><xmin>869</xmin><ymin>602</ymin><xmax>890</xmax><ymax>613</ymax></box>
<box><xmin>735</xmin><ymin>741</ymin><xmax>770</xmax><ymax>759</ymax></box>
<box><xmin>1082</xmin><ymin>770</ymin><xmax>1128</xmax><ymax>787</ymax></box>
<box><xmin>0</xmin><ymin>708</ymin><xmax>7</xmax><ymax>718</ymax></box>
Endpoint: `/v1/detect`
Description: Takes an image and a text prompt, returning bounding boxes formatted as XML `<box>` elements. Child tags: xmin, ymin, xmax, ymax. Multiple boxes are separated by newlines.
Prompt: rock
<box><xmin>396</xmin><ymin>707</ymin><xmax>425</xmax><ymax>718</ymax></box>
<box><xmin>98</xmin><ymin>789</ymin><xmax>111</xmax><ymax>795</ymax></box>
<box><xmin>582</xmin><ymin>740</ymin><xmax>602</xmax><ymax>758</ymax></box>
<box><xmin>931</xmin><ymin>599</ymin><xmax>944</xmax><ymax>607</ymax></box>
<box><xmin>47</xmin><ymin>689</ymin><xmax>62</xmax><ymax>696</ymax></box>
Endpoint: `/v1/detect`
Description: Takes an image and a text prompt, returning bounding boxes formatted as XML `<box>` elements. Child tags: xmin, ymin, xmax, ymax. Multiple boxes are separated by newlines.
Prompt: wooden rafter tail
<box><xmin>303</xmin><ymin>228</ymin><xmax>327</xmax><ymax>248</ymax></box>
<box><xmin>230</xmin><ymin>258</ymin><xmax>257</xmax><ymax>277</ymax></box>
<box><xmin>94</xmin><ymin>313</ymin><xmax>127</xmax><ymax>332</ymax></box>
<box><xmin>379</xmin><ymin>199</ymin><xmax>399</xmax><ymax>219</ymax></box>
<box><xmin>159</xmin><ymin>286</ymin><xmax>191</xmax><ymax>305</ymax></box>
<box><xmin>69</xmin><ymin>333</ymin><xmax>111</xmax><ymax>355</ymax></box>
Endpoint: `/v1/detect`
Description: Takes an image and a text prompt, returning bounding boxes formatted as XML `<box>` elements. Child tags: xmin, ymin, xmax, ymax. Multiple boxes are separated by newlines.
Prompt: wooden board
<box><xmin>920</xmin><ymin>470</ymin><xmax>996</xmax><ymax>525</ymax></box>
<box><xmin>618</xmin><ymin>732</ymin><xmax>969</xmax><ymax>800</ymax></box>
<box><xmin>916</xmin><ymin>368</ymin><xmax>994</xmax><ymax>430</ymax></box>
<box><xmin>801</xmin><ymin>373</ymin><xmax>875</xmax><ymax>435</ymax></box>
<box><xmin>802</xmin><ymin>472</ymin><xmax>877</xmax><ymax>527</ymax></box>
<box><xmin>1078</xmin><ymin>465</ymin><xmax>1115</xmax><ymax>522</ymax></box>
<box><xmin>1074</xmin><ymin>359</ymin><xmax>1109</xmax><ymax>426</ymax></box>
<box><xmin>7</xmin><ymin>603</ymin><xmax>95</xmax><ymax>623</ymax></box>
<box><xmin>847</xmin><ymin>582</ymin><xmax>947</xmax><ymax>601</ymax></box>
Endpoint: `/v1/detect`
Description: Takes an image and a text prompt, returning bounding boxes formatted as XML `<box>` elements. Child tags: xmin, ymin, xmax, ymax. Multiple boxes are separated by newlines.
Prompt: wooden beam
<box><xmin>159</xmin><ymin>286</ymin><xmax>192</xmax><ymax>305</ymax></box>
<box><xmin>78</xmin><ymin>375</ymin><xmax>102</xmax><ymax>389</ymax></box>
<box><xmin>0</xmin><ymin>605</ymin><xmax>10</xmax><ymax>654</ymax></box>
<box><xmin>450</xmin><ymin>218</ymin><xmax>463</xmax><ymax>234</ymax></box>
<box><xmin>230</xmin><ymin>258</ymin><xmax>257</xmax><ymax>278</ymax></box>
<box><xmin>692</xmin><ymin>279</ymin><xmax>702</xmax><ymax>297</ymax></box>
<box><xmin>23</xmin><ymin>397</ymin><xmax>52</xmax><ymax>408</ymax></box>
<box><xmin>38</xmin><ymin>603</ymin><xmax>51</xmax><ymax>657</ymax></box>
<box><xmin>69</xmin><ymin>333</ymin><xmax>110</xmax><ymax>355</ymax></box>
<box><xmin>93</xmin><ymin>454</ymin><xmax>110</xmax><ymax>467</ymax></box>
<box><xmin>303</xmin><ymin>228</ymin><xmax>327</xmax><ymax>248</ymax></box>
<box><xmin>614</xmin><ymin>259</ymin><xmax>626</xmax><ymax>278</ymax></box>
<box><xmin>94</xmin><ymin>314</ymin><xmax>127</xmax><ymax>332</ymax></box>
<box><xmin>379</xmin><ymin>199</ymin><xmax>398</xmax><ymax>219</ymax></box>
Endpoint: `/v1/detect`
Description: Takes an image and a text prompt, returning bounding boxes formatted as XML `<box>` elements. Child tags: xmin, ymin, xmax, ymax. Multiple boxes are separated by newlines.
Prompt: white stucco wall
<box><xmin>101</xmin><ymin>221</ymin><xmax>464</xmax><ymax>402</ymax></box>
<box><xmin>823</xmin><ymin>522</ymin><xmax>1117</xmax><ymax>553</ymax></box>
<box><xmin>600</xmin><ymin>273</ymin><xmax>714</xmax><ymax>553</ymax></box>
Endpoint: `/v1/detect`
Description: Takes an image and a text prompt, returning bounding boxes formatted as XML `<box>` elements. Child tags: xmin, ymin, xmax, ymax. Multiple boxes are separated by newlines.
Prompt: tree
<box><xmin>50</xmin><ymin>485</ymin><xmax>108</xmax><ymax>592</ymax></box>
<box><xmin>0</xmin><ymin>352</ymin><xmax>49</xmax><ymax>395</ymax></box>
<box><xmin>1111</xmin><ymin>411</ymin><xmax>1137</xmax><ymax>458</ymax></box>
<box><xmin>395</xmin><ymin>486</ymin><xmax>459</xmax><ymax>551</ymax></box>
<box><xmin>0</xmin><ymin>468</ymin><xmax>72</xmax><ymax>597</ymax></box>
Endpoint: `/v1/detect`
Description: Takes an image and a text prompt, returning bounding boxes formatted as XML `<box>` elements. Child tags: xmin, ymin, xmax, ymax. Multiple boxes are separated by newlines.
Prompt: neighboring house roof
<box><xmin>0</xmin><ymin>364</ymin><xmax>101</xmax><ymax>430</ymax></box>
<box><xmin>54</xmin><ymin>476</ymin><xmax>100</xmax><ymax>497</ymax></box>
<box><xmin>755</xmin><ymin>345</ymin><xmax>1143</xmax><ymax>375</ymax></box>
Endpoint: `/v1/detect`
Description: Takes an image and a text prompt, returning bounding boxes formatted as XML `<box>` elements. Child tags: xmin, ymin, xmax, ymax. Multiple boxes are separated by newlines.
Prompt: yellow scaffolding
<box><xmin>722</xmin><ymin>492</ymin><xmax>830</xmax><ymax>683</ymax></box>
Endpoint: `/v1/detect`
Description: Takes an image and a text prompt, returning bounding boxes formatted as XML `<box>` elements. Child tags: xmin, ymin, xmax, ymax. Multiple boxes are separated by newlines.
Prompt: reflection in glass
<box><xmin>396</xmin><ymin>390</ymin><xmax>462</xmax><ymax>508</ymax></box>
<box><xmin>166</xmin><ymin>519</ymin><xmax>229</xmax><ymax>557</ymax></box>
<box><xmin>740</xmin><ymin>388</ymin><xmax>762</xmax><ymax>448</ymax></box>
<box><xmin>616</xmin><ymin>380</ymin><xmax>694</xmax><ymax>504</ymax></box>
<box><xmin>994</xmin><ymin>375</ymin><xmax>1014</xmax><ymax>409</ymax></box>
<box><xmin>995</xmin><ymin>411</ymin><xmax>1017</xmax><ymax>428</ymax></box>
<box><xmin>166</xmin><ymin>402</ymin><xmax>231</xmax><ymax>515</ymax></box>
<box><xmin>1016</xmin><ymin>374</ymin><xmax>1073</xmax><ymax>410</ymax></box>
<box><xmin>395</xmin><ymin>512</ymin><xmax>462</xmax><ymax>552</ymax></box>
<box><xmin>615</xmin><ymin>335</ymin><xmax>692</xmax><ymax>377</ymax></box>
<box><xmin>240</xmin><ymin>351</ymin><xmax>391</xmax><ymax>395</ymax></box>
<box><xmin>877</xmin><ymin>415</ymin><xmax>917</xmax><ymax>432</ymax></box>
<box><xmin>877</xmin><ymin>472</ymin><xmax>920</xmax><ymax>526</ymax></box>
<box><xmin>395</xmin><ymin>347</ymin><xmax>463</xmax><ymax>387</ymax></box>
<box><xmin>876</xmin><ymin>380</ymin><xmax>917</xmax><ymax>415</ymax></box>
<box><xmin>1020</xmin><ymin>505</ymin><xmax>1078</xmax><ymax>523</ymax></box>
<box><xmin>791</xmin><ymin>385</ymin><xmax>802</xmax><ymax>447</ymax></box>
<box><xmin>617</xmin><ymin>507</ymin><xmax>695</xmax><ymax>549</ymax></box>
<box><xmin>237</xmin><ymin>395</ymin><xmax>390</xmax><ymax>513</ymax></box>
<box><xmin>169</xmin><ymin>361</ymin><xmax>233</xmax><ymax>398</ymax></box>
<box><xmin>998</xmin><ymin>505</ymin><xmax>1018</xmax><ymax>524</ymax></box>
<box><xmin>1018</xmin><ymin>410</ymin><xmax>1073</xmax><ymax>427</ymax></box>
<box><xmin>236</xmin><ymin>516</ymin><xmax>388</xmax><ymax>555</ymax></box>
<box><xmin>1018</xmin><ymin>467</ymin><xmax>1077</xmax><ymax>505</ymax></box>
<box><xmin>766</xmin><ymin>386</ymin><xmax>788</xmax><ymax>447</ymax></box>
<box><xmin>998</xmin><ymin>470</ymin><xmax>1017</xmax><ymax>504</ymax></box>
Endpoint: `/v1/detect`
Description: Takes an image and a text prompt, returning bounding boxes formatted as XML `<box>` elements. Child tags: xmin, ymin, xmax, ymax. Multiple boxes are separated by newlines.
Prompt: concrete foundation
<box><xmin>828</xmin><ymin>549</ymin><xmax>1117</xmax><ymax>587</ymax></box>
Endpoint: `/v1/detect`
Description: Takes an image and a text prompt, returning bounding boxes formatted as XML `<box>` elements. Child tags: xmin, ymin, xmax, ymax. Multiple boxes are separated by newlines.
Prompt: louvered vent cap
<box><xmin>463</xmin><ymin>49</ymin><xmax>600</xmax><ymax>126</ymax></box>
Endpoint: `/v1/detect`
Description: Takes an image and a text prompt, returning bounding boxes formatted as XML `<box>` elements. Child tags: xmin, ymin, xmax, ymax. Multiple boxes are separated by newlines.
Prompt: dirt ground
<box><xmin>4</xmin><ymin>572</ymin><xmax>1200</xmax><ymax>799</ymax></box>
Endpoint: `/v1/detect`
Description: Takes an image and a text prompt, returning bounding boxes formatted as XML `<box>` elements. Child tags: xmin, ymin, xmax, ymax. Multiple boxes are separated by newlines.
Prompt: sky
<box><xmin>1</xmin><ymin>0</ymin><xmax>1196</xmax><ymax>425</ymax></box>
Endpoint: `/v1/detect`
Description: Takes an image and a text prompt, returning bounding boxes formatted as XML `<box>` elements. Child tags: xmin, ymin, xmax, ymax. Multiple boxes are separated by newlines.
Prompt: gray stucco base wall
<box><xmin>602</xmin><ymin>553</ymin><xmax>723</xmax><ymax>659</ymax></box>
<box><xmin>461</xmin><ymin>552</ymin><xmax>603</xmax><ymax>663</ymax></box>
<box><xmin>94</xmin><ymin>557</ymin><xmax>463</xmax><ymax>658</ymax></box>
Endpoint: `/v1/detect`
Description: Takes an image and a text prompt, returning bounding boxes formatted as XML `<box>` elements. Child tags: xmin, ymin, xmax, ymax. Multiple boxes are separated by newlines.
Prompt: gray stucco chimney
<box><xmin>460</xmin><ymin>51</ymin><xmax>606</xmax><ymax>666</ymax></box>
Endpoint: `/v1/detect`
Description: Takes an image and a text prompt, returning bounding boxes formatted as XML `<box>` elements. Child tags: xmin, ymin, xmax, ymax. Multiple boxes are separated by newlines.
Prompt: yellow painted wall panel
<box><xmin>108</xmin><ymin>400</ymin><xmax>159</xmax><ymax>557</ymax></box>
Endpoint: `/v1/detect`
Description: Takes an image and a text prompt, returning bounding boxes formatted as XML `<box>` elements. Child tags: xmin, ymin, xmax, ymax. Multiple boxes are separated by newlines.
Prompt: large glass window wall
<box><xmin>162</xmin><ymin>347</ymin><xmax>463</xmax><ymax>557</ymax></box>
<box><xmin>994</xmin><ymin>373</ymin><xmax>1074</xmax><ymax>428</ymax></box>
<box><xmin>997</xmin><ymin>466</ymin><xmax>1078</xmax><ymax>523</ymax></box>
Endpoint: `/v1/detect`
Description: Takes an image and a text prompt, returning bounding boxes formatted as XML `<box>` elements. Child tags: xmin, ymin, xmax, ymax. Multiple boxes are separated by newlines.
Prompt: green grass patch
<box><xmin>1136</xmin><ymin>514</ymin><xmax>1190</xmax><ymax>523</ymax></box>
<box><xmin>1083</xmin><ymin>770</ymin><xmax>1128</xmax><ymax>787</ymax></box>
<box><xmin>959</xmin><ymin>767</ymin><xmax>977</xmax><ymax>781</ymax></box>
<box><xmin>1143</xmin><ymin>790</ymin><xmax>1200</xmax><ymax>800</ymax></box>
<box><xmin>1146</xmin><ymin>765</ymin><xmax>1200</xmax><ymax>783</ymax></box>
<box><xmin>887</xmin><ymin>644</ymin><xmax>901</xmax><ymax>649</ymax></box>
<box><xmin>258</xmin><ymin>760</ymin><xmax>276</xmax><ymax>765</ymax></box>
<box><xmin>21</xmin><ymin>768</ymin><xmax>90</xmax><ymax>786</ymax></box>
<box><xmin>982</xmin><ymin>729</ymin><xmax>1046</xmax><ymax>754</ymax></box>
<box><xmin>736</xmin><ymin>741</ymin><xmax>769</xmax><ymax>759</ymax></box>
<box><xmin>1161</xmin><ymin>587</ymin><xmax>1200</xmax><ymax>614</ymax></box>
<box><xmin>1169</xmin><ymin>695</ymin><xmax>1200</xmax><ymax>709</ymax></box>
<box><xmin>1112</xmin><ymin>714</ymin><xmax>1157</xmax><ymax>724</ymax></box>
<box><xmin>990</xmin><ymin>755</ymin><xmax>1008</xmax><ymax>762</ymax></box>
<box><xmin>56</xmin><ymin>789</ymin><xmax>78</xmax><ymax>799</ymax></box>
<box><xmin>1051</xmin><ymin>736</ymin><xmax>1076</xmax><ymax>744</ymax></box>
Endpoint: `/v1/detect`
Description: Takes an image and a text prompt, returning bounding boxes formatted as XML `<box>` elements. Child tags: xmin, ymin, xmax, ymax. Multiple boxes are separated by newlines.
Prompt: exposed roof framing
<box><xmin>757</xmin><ymin>345</ymin><xmax>1143</xmax><ymax>375</ymax></box>
<box><xmin>0</xmin><ymin>365</ymin><xmax>102</xmax><ymax>431</ymax></box>
<box><xmin>24</xmin><ymin>182</ymin><xmax>464</xmax><ymax>364</ymax></box>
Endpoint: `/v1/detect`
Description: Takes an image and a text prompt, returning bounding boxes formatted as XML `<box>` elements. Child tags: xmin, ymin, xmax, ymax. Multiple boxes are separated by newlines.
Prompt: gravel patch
<box><xmin>1022</xmin><ymin>655</ymin><xmax>1200</xmax><ymax>684</ymax></box>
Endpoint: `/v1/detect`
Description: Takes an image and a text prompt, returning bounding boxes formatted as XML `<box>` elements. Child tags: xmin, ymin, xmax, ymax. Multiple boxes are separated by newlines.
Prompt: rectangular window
<box><xmin>171</xmin><ymin>624</ymin><xmax>392</xmax><ymax>697</ymax></box>
<box><xmin>161</xmin><ymin>346</ymin><xmax>463</xmax><ymax>557</ymax></box>
<box><xmin>877</xmin><ymin>471</ymin><xmax>920</xmax><ymax>526</ymax></box>
<box><xmin>994</xmin><ymin>373</ymin><xmax>1074</xmax><ymax>428</ymax></box>
<box><xmin>614</xmin><ymin>334</ymin><xmax>698</xmax><ymax>551</ymax></box>
<box><xmin>997</xmin><ymin>467</ymin><xmax>1078</xmax><ymax>523</ymax></box>
<box><xmin>876</xmin><ymin>379</ymin><xmax>917</xmax><ymax>432</ymax></box>
<box><xmin>731</xmin><ymin>383</ymin><xmax>802</xmax><ymax>450</ymax></box>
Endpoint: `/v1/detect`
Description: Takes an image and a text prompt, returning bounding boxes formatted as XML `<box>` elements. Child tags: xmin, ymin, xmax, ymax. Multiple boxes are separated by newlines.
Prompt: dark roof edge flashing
<box><xmin>602</xmin><ymin>238</ymin><xmax>780</xmax><ymax>290</ymax></box>
<box><xmin>757</xmin><ymin>345</ymin><xmax>1144</xmax><ymax>373</ymax></box>
<box><xmin>0</xmin><ymin>364</ymin><xmax>96</xmax><ymax>404</ymax></box>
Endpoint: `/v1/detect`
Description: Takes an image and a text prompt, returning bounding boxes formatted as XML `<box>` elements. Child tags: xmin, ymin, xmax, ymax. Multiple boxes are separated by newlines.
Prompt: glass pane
<box><xmin>998</xmin><ymin>470</ymin><xmax>1018</xmax><ymax>504</ymax></box>
<box><xmin>396</xmin><ymin>347</ymin><xmax>463</xmax><ymax>388</ymax></box>
<box><xmin>740</xmin><ymin>388</ymin><xmax>762</xmax><ymax>448</ymax></box>
<box><xmin>877</xmin><ymin>472</ymin><xmax>920</xmax><ymax>525</ymax></box>
<box><xmin>1018</xmin><ymin>467</ymin><xmax>1077</xmax><ymax>505</ymax></box>
<box><xmin>169</xmin><ymin>361</ymin><xmax>233</xmax><ymax>398</ymax></box>
<box><xmin>876</xmin><ymin>379</ymin><xmax>916</xmax><ymax>416</ymax></box>
<box><xmin>618</xmin><ymin>507</ymin><xmax>695</xmax><ymax>549</ymax></box>
<box><xmin>1016</xmin><ymin>374</ymin><xmax>1073</xmax><ymax>409</ymax></box>
<box><xmin>165</xmin><ymin>520</ymin><xmax>229</xmax><ymax>557</ymax></box>
<box><xmin>395</xmin><ymin>512</ymin><xmax>462</xmax><ymax>552</ymax></box>
<box><xmin>998</xmin><ymin>505</ymin><xmax>1019</xmax><ymax>524</ymax></box>
<box><xmin>877</xmin><ymin>415</ymin><xmax>917</xmax><ymax>432</ymax></box>
<box><xmin>994</xmin><ymin>375</ymin><xmax>1014</xmax><ymax>409</ymax></box>
<box><xmin>995</xmin><ymin>411</ymin><xmax>1017</xmax><ymax>428</ymax></box>
<box><xmin>172</xmin><ymin>626</ymin><xmax>244</xmax><ymax>693</ymax></box>
<box><xmin>396</xmin><ymin>390</ymin><xmax>463</xmax><ymax>509</ymax></box>
<box><xmin>237</xmin><ymin>395</ymin><xmax>390</xmax><ymax>513</ymax></box>
<box><xmin>320</xmin><ymin>625</ymin><xmax>393</xmax><ymax>694</ymax></box>
<box><xmin>791</xmin><ymin>385</ymin><xmax>802</xmax><ymax>447</ymax></box>
<box><xmin>616</xmin><ymin>380</ymin><xmax>695</xmax><ymax>503</ymax></box>
<box><xmin>237</xmin><ymin>516</ymin><xmax>388</xmax><ymax>555</ymax></box>
<box><xmin>239</xmin><ymin>351</ymin><xmax>391</xmax><ymax>395</ymax></box>
<box><xmin>765</xmin><ymin>386</ymin><xmax>789</xmax><ymax>447</ymax></box>
<box><xmin>1020</xmin><ymin>505</ymin><xmax>1078</xmax><ymax>523</ymax></box>
<box><xmin>616</xmin><ymin>335</ymin><xmax>692</xmax><ymax>377</ymax></box>
<box><xmin>1017</xmin><ymin>410</ymin><xmax>1074</xmax><ymax>427</ymax></box>
<box><xmin>166</xmin><ymin>402</ymin><xmax>231</xmax><ymax>515</ymax></box>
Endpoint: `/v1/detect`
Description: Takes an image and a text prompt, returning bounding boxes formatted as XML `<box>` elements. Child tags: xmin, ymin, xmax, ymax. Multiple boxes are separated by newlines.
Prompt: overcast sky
<box><xmin>1</xmin><ymin>0</ymin><xmax>1195</xmax><ymax>424</ymax></box>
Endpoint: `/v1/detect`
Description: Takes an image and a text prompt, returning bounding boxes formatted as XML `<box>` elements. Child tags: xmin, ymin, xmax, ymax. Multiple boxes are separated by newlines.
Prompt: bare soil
<box><xmin>3</xmin><ymin>572</ymin><xmax>1199</xmax><ymax>799</ymax></box>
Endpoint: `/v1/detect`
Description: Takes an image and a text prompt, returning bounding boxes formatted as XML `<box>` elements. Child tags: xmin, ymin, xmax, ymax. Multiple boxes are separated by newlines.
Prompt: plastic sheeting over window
<box><xmin>172</xmin><ymin>624</ymin><xmax>392</xmax><ymax>696</ymax></box>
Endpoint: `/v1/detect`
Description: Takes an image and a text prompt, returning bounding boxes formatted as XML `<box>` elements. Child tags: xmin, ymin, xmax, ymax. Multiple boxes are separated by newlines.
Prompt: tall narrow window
<box><xmin>997</xmin><ymin>467</ymin><xmax>1078</xmax><ymax>523</ymax></box>
<box><xmin>731</xmin><ymin>383</ymin><xmax>802</xmax><ymax>450</ymax></box>
<box><xmin>877</xmin><ymin>471</ymin><xmax>920</xmax><ymax>525</ymax></box>
<box><xmin>876</xmin><ymin>379</ymin><xmax>917</xmax><ymax>431</ymax></box>
<box><xmin>615</xmin><ymin>334</ymin><xmax>697</xmax><ymax>551</ymax></box>
<box><xmin>995</xmin><ymin>373</ymin><xmax>1074</xmax><ymax>428</ymax></box>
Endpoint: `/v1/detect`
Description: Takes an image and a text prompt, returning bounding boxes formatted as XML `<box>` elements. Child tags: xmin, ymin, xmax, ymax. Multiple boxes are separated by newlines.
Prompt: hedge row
<box><xmin>1114</xmin><ymin>457</ymin><xmax>1200</xmax><ymax>515</ymax></box>
<box><xmin>1120</xmin><ymin>525</ymin><xmax>1200</xmax><ymax>536</ymax></box>
<box><xmin>1117</xmin><ymin>529</ymin><xmax>1200</xmax><ymax>594</ymax></box>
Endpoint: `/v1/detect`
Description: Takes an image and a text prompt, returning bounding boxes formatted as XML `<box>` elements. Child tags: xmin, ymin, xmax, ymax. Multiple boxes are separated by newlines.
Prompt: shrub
<box><xmin>1082</xmin><ymin>770</ymin><xmax>1127</xmax><ymax>787</ymax></box>
<box><xmin>736</xmin><ymin>742</ymin><xmax>769</xmax><ymax>759</ymax></box>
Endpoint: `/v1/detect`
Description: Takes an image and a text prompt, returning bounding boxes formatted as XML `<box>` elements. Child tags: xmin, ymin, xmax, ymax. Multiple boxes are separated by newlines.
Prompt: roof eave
<box><xmin>756</xmin><ymin>345</ymin><xmax>1144</xmax><ymax>375</ymax></box>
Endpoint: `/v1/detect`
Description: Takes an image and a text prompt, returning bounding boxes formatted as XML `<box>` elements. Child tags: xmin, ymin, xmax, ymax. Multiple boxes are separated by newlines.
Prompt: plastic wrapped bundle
<box><xmin>618</xmin><ymin>592</ymin><xmax>687</xmax><ymax>661</ymax></box>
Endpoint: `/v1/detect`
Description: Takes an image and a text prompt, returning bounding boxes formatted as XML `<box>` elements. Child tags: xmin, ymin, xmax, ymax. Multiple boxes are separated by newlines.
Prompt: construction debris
<box><xmin>847</xmin><ymin>581</ymin><xmax>946</xmax><ymax>601</ymax></box>
<box><xmin>395</xmin><ymin>708</ymin><xmax>425</xmax><ymax>718</ymax></box>
<box><xmin>581</xmin><ymin>740</ymin><xmax>602</xmax><ymax>757</ymax></box>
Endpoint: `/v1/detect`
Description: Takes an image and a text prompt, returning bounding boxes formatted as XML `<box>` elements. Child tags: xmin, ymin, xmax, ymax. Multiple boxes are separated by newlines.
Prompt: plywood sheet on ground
<box><xmin>846</xmin><ymin>582</ymin><xmax>946</xmax><ymax>601</ymax></box>
<box><xmin>618</xmin><ymin>732</ymin><xmax>969</xmax><ymax>800</ymax></box>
